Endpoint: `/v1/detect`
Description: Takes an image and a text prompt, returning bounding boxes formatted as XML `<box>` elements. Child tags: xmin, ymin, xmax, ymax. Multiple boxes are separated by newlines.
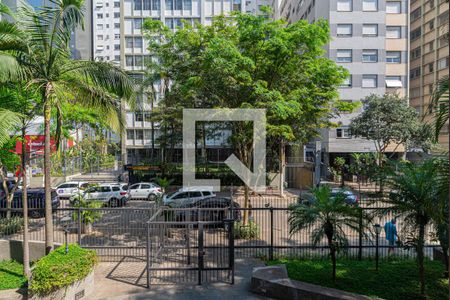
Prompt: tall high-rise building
<box><xmin>279</xmin><ymin>0</ymin><xmax>409</xmax><ymax>171</ymax></box>
<box><xmin>91</xmin><ymin>0</ymin><xmax>245</xmax><ymax>165</ymax></box>
<box><xmin>409</xmin><ymin>0</ymin><xmax>449</xmax><ymax>150</ymax></box>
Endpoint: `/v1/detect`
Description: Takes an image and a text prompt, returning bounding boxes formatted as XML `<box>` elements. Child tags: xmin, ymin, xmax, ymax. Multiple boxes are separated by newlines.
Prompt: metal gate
<box><xmin>146</xmin><ymin>207</ymin><xmax>235</xmax><ymax>286</ymax></box>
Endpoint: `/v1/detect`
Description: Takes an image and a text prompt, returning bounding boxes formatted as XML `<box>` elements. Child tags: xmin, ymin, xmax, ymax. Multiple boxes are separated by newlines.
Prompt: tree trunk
<box><xmin>279</xmin><ymin>141</ymin><xmax>285</xmax><ymax>197</ymax></box>
<box><xmin>21</xmin><ymin>126</ymin><xmax>31</xmax><ymax>279</ymax></box>
<box><xmin>418</xmin><ymin>222</ymin><xmax>426</xmax><ymax>296</ymax></box>
<box><xmin>326</xmin><ymin>232</ymin><xmax>336</xmax><ymax>282</ymax></box>
<box><xmin>43</xmin><ymin>100</ymin><xmax>54</xmax><ymax>254</ymax></box>
<box><xmin>1</xmin><ymin>170</ymin><xmax>11</xmax><ymax>219</ymax></box>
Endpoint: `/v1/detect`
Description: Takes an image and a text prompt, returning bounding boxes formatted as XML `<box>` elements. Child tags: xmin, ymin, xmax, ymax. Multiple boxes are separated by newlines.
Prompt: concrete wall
<box><xmin>0</xmin><ymin>240</ymin><xmax>61</xmax><ymax>263</ymax></box>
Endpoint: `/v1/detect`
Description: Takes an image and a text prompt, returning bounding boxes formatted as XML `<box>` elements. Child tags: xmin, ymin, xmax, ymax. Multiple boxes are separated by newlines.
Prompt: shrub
<box><xmin>234</xmin><ymin>220</ymin><xmax>259</xmax><ymax>239</ymax></box>
<box><xmin>29</xmin><ymin>244</ymin><xmax>98</xmax><ymax>295</ymax></box>
<box><xmin>0</xmin><ymin>217</ymin><xmax>23</xmax><ymax>235</ymax></box>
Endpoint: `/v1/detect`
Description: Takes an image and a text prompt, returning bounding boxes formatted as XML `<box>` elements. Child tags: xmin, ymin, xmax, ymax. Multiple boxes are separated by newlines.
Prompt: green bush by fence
<box><xmin>29</xmin><ymin>244</ymin><xmax>97</xmax><ymax>295</ymax></box>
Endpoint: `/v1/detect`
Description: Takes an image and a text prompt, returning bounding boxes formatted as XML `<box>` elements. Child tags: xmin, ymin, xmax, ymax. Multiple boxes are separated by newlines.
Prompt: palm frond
<box><xmin>63</xmin><ymin>60</ymin><xmax>134</xmax><ymax>100</ymax></box>
<box><xmin>427</xmin><ymin>75</ymin><xmax>449</xmax><ymax>140</ymax></box>
<box><xmin>0</xmin><ymin>108</ymin><xmax>22</xmax><ymax>147</ymax></box>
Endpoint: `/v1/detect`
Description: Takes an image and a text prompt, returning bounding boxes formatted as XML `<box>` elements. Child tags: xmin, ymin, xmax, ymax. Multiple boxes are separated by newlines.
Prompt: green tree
<box><xmin>144</xmin><ymin>11</ymin><xmax>347</xmax><ymax>219</ymax></box>
<box><xmin>0</xmin><ymin>0</ymin><xmax>134</xmax><ymax>252</ymax></box>
<box><xmin>288</xmin><ymin>185</ymin><xmax>364</xmax><ymax>282</ymax></box>
<box><xmin>350</xmin><ymin>93</ymin><xmax>433</xmax><ymax>164</ymax></box>
<box><xmin>385</xmin><ymin>159</ymin><xmax>446</xmax><ymax>296</ymax></box>
<box><xmin>333</xmin><ymin>156</ymin><xmax>346</xmax><ymax>187</ymax></box>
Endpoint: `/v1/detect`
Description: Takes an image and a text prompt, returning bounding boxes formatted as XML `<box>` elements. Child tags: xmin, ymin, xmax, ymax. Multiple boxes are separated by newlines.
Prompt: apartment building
<box><xmin>245</xmin><ymin>0</ymin><xmax>271</xmax><ymax>14</ymax></box>
<box><xmin>279</xmin><ymin>0</ymin><xmax>409</xmax><ymax>171</ymax></box>
<box><xmin>90</xmin><ymin>0</ymin><xmax>245</xmax><ymax>165</ymax></box>
<box><xmin>409</xmin><ymin>0</ymin><xmax>449</xmax><ymax>149</ymax></box>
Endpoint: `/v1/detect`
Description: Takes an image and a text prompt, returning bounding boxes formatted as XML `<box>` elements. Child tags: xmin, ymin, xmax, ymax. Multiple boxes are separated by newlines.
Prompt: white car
<box><xmin>56</xmin><ymin>182</ymin><xmax>89</xmax><ymax>199</ymax></box>
<box><xmin>74</xmin><ymin>184</ymin><xmax>128</xmax><ymax>207</ymax></box>
<box><xmin>163</xmin><ymin>187</ymin><xmax>216</xmax><ymax>207</ymax></box>
<box><xmin>128</xmin><ymin>182</ymin><xmax>162</xmax><ymax>201</ymax></box>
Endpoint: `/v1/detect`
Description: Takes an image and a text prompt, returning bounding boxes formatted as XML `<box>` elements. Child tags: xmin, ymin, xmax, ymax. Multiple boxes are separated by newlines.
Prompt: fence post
<box><xmin>198</xmin><ymin>223</ymin><xmax>204</xmax><ymax>285</ymax></box>
<box><xmin>77</xmin><ymin>207</ymin><xmax>82</xmax><ymax>245</ymax></box>
<box><xmin>227</xmin><ymin>219</ymin><xmax>235</xmax><ymax>285</ymax></box>
<box><xmin>146</xmin><ymin>222</ymin><xmax>150</xmax><ymax>288</ymax></box>
<box><xmin>269</xmin><ymin>206</ymin><xmax>274</xmax><ymax>261</ymax></box>
<box><xmin>358</xmin><ymin>208</ymin><xmax>363</xmax><ymax>261</ymax></box>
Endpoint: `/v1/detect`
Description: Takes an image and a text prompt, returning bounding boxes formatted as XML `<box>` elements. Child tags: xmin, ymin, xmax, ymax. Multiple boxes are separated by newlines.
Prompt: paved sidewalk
<box><xmin>91</xmin><ymin>258</ymin><xmax>267</xmax><ymax>300</ymax></box>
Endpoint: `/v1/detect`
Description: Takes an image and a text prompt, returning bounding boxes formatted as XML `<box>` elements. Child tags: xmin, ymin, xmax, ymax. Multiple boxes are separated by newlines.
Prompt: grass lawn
<box><xmin>267</xmin><ymin>259</ymin><xmax>448</xmax><ymax>300</ymax></box>
<box><xmin>0</xmin><ymin>260</ymin><xmax>27</xmax><ymax>290</ymax></box>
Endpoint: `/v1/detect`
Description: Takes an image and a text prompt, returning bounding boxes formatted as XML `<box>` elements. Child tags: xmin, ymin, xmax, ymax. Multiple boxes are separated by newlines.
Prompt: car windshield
<box><xmin>165</xmin><ymin>191</ymin><xmax>177</xmax><ymax>198</ymax></box>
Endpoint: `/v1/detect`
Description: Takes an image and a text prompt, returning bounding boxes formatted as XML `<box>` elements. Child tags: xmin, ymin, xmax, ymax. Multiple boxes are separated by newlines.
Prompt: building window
<box><xmin>362</xmin><ymin>0</ymin><xmax>377</xmax><ymax>11</ymax></box>
<box><xmin>386</xmin><ymin>51</ymin><xmax>401</xmax><ymax>63</ymax></box>
<box><xmin>386</xmin><ymin>26</ymin><xmax>401</xmax><ymax>38</ymax></box>
<box><xmin>97</xmin><ymin>24</ymin><xmax>103</xmax><ymax>30</ymax></box>
<box><xmin>438</xmin><ymin>36</ymin><xmax>449</xmax><ymax>48</ymax></box>
<box><xmin>127</xmin><ymin>130</ymin><xmax>134</xmax><ymax>140</ymax></box>
<box><xmin>337</xmin><ymin>0</ymin><xmax>352</xmax><ymax>11</ymax></box>
<box><xmin>411</xmin><ymin>47</ymin><xmax>421</xmax><ymax>60</ymax></box>
<box><xmin>428</xmin><ymin>63</ymin><xmax>434</xmax><ymax>73</ymax></box>
<box><xmin>336</xmin><ymin>127</ymin><xmax>351</xmax><ymax>138</ymax></box>
<box><xmin>115</xmin><ymin>34</ymin><xmax>120</xmax><ymax>40</ymax></box>
<box><xmin>410</xmin><ymin>67</ymin><xmax>421</xmax><ymax>79</ymax></box>
<box><xmin>386</xmin><ymin>1</ymin><xmax>401</xmax><ymax>13</ymax></box>
<box><xmin>125</xmin><ymin>37</ymin><xmax>133</xmax><ymax>48</ymax></box>
<box><xmin>438</xmin><ymin>11</ymin><xmax>449</xmax><ymax>26</ymax></box>
<box><xmin>135</xmin><ymin>130</ymin><xmax>144</xmax><ymax>140</ymax></box>
<box><xmin>362</xmin><ymin>49</ymin><xmax>378</xmax><ymax>62</ymax></box>
<box><xmin>97</xmin><ymin>13</ymin><xmax>103</xmax><ymax>19</ymax></box>
<box><xmin>114</xmin><ymin>55</ymin><xmax>120</xmax><ymax>61</ymax></box>
<box><xmin>135</xmin><ymin>113</ymin><xmax>143</xmax><ymax>122</ymax></box>
<box><xmin>385</xmin><ymin>76</ymin><xmax>402</xmax><ymax>88</ymax></box>
<box><xmin>114</xmin><ymin>12</ymin><xmax>120</xmax><ymax>18</ymax></box>
<box><xmin>134</xmin><ymin>19</ymin><xmax>143</xmax><ymax>29</ymax></box>
<box><xmin>437</xmin><ymin>57</ymin><xmax>449</xmax><ymax>70</ymax></box>
<box><xmin>362</xmin><ymin>24</ymin><xmax>378</xmax><ymax>36</ymax></box>
<box><xmin>114</xmin><ymin>44</ymin><xmax>120</xmax><ymax>50</ymax></box>
<box><xmin>336</xmin><ymin>49</ymin><xmax>352</xmax><ymax>62</ymax></box>
<box><xmin>135</xmin><ymin>55</ymin><xmax>143</xmax><ymax>67</ymax></box>
<box><xmin>166</xmin><ymin>0</ymin><xmax>173</xmax><ymax>10</ymax></box>
<box><xmin>114</xmin><ymin>1</ymin><xmax>120</xmax><ymax>7</ymax></box>
<box><xmin>428</xmin><ymin>19</ymin><xmax>434</xmax><ymax>31</ymax></box>
<box><xmin>175</xmin><ymin>0</ymin><xmax>182</xmax><ymax>10</ymax></box>
<box><xmin>152</xmin><ymin>0</ymin><xmax>160</xmax><ymax>10</ymax></box>
<box><xmin>340</xmin><ymin>75</ymin><xmax>352</xmax><ymax>88</ymax></box>
<box><xmin>126</xmin><ymin>56</ymin><xmax>133</xmax><ymax>66</ymax></box>
<box><xmin>134</xmin><ymin>0</ymin><xmax>142</xmax><ymax>10</ymax></box>
<box><xmin>114</xmin><ymin>23</ymin><xmax>120</xmax><ymax>29</ymax></box>
<box><xmin>143</xmin><ymin>0</ymin><xmax>151</xmax><ymax>10</ymax></box>
<box><xmin>183</xmin><ymin>0</ymin><xmax>192</xmax><ymax>10</ymax></box>
<box><xmin>411</xmin><ymin>7</ymin><xmax>421</xmax><ymax>22</ymax></box>
<box><xmin>362</xmin><ymin>75</ymin><xmax>377</xmax><ymax>88</ymax></box>
<box><xmin>336</xmin><ymin>24</ymin><xmax>352</xmax><ymax>37</ymax></box>
<box><xmin>97</xmin><ymin>35</ymin><xmax>103</xmax><ymax>40</ymax></box>
<box><xmin>410</xmin><ymin>27</ymin><xmax>421</xmax><ymax>41</ymax></box>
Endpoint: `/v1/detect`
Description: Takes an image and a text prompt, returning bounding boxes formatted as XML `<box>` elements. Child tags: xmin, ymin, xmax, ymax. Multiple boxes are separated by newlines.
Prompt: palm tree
<box><xmin>288</xmin><ymin>186</ymin><xmax>364</xmax><ymax>281</ymax></box>
<box><xmin>0</xmin><ymin>0</ymin><xmax>134</xmax><ymax>253</ymax></box>
<box><xmin>385</xmin><ymin>159</ymin><xmax>446</xmax><ymax>296</ymax></box>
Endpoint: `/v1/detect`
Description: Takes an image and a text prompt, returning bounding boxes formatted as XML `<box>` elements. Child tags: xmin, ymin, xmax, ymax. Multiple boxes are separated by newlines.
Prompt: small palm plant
<box><xmin>288</xmin><ymin>186</ymin><xmax>364</xmax><ymax>281</ymax></box>
<box><xmin>384</xmin><ymin>159</ymin><xmax>446</xmax><ymax>296</ymax></box>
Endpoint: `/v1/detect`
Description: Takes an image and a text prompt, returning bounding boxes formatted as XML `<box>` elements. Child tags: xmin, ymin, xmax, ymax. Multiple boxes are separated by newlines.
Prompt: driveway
<box><xmin>91</xmin><ymin>258</ymin><xmax>267</xmax><ymax>300</ymax></box>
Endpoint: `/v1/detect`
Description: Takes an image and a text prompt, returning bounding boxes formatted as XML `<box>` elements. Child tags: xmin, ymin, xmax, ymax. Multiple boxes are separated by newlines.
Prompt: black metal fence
<box><xmin>0</xmin><ymin>195</ymin><xmax>442</xmax><ymax>263</ymax></box>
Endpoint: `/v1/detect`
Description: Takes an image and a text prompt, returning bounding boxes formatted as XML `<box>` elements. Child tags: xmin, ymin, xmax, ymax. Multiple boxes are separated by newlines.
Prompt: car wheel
<box><xmin>109</xmin><ymin>198</ymin><xmax>118</xmax><ymax>207</ymax></box>
<box><xmin>30</xmin><ymin>210</ymin><xmax>41</xmax><ymax>218</ymax></box>
<box><xmin>147</xmin><ymin>194</ymin><xmax>157</xmax><ymax>201</ymax></box>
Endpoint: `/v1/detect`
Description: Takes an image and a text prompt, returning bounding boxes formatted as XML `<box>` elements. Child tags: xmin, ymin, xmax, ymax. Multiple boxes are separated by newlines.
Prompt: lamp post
<box><xmin>373</xmin><ymin>224</ymin><xmax>382</xmax><ymax>271</ymax></box>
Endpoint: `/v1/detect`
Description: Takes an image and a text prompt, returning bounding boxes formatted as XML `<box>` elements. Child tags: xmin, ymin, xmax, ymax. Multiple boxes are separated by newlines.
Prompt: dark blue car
<box><xmin>0</xmin><ymin>189</ymin><xmax>60</xmax><ymax>218</ymax></box>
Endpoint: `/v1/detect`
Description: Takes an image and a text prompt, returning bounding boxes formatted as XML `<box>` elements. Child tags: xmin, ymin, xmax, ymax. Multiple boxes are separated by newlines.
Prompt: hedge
<box><xmin>29</xmin><ymin>244</ymin><xmax>97</xmax><ymax>295</ymax></box>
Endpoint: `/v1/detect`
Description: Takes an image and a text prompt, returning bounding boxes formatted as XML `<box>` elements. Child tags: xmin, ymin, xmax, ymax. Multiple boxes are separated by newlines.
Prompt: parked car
<box><xmin>298</xmin><ymin>188</ymin><xmax>358</xmax><ymax>205</ymax></box>
<box><xmin>128</xmin><ymin>182</ymin><xmax>162</xmax><ymax>201</ymax></box>
<box><xmin>163</xmin><ymin>187</ymin><xmax>216</xmax><ymax>207</ymax></box>
<box><xmin>55</xmin><ymin>181</ymin><xmax>90</xmax><ymax>199</ymax></box>
<box><xmin>0</xmin><ymin>189</ymin><xmax>60</xmax><ymax>218</ymax></box>
<box><xmin>169</xmin><ymin>197</ymin><xmax>241</xmax><ymax>222</ymax></box>
<box><xmin>70</xmin><ymin>184</ymin><xmax>128</xmax><ymax>207</ymax></box>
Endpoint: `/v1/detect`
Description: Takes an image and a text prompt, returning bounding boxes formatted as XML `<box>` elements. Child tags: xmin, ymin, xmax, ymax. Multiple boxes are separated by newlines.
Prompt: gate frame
<box><xmin>146</xmin><ymin>212</ymin><xmax>235</xmax><ymax>288</ymax></box>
